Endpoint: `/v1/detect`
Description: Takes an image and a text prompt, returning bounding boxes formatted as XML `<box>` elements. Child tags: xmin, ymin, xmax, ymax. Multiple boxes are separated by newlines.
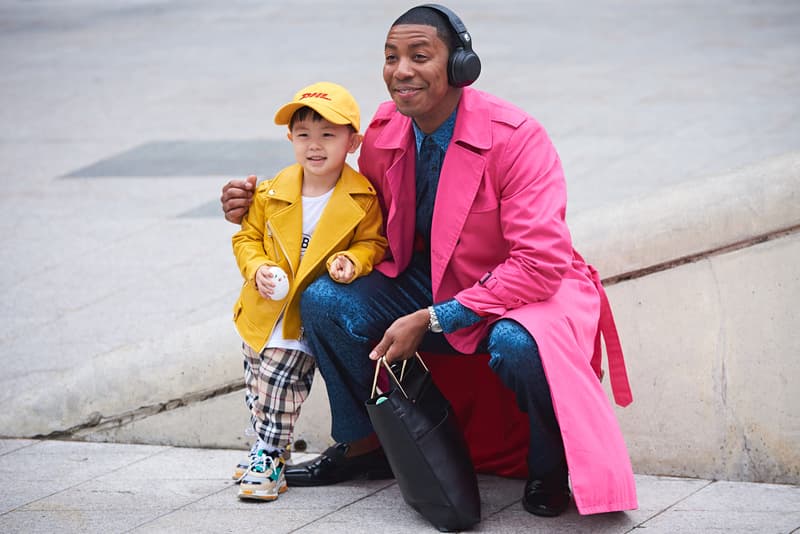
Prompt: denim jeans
<box><xmin>300</xmin><ymin>253</ymin><xmax>566</xmax><ymax>478</ymax></box>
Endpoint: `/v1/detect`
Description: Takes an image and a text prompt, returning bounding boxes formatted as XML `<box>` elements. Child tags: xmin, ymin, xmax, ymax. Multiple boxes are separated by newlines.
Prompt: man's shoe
<box><xmin>522</xmin><ymin>476</ymin><xmax>571</xmax><ymax>517</ymax></box>
<box><xmin>284</xmin><ymin>442</ymin><xmax>393</xmax><ymax>486</ymax></box>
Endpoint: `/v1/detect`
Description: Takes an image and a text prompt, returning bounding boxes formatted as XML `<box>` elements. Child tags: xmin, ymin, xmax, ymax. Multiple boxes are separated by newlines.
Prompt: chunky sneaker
<box><xmin>232</xmin><ymin>441</ymin><xmax>261</xmax><ymax>481</ymax></box>
<box><xmin>237</xmin><ymin>450</ymin><xmax>287</xmax><ymax>501</ymax></box>
<box><xmin>233</xmin><ymin>443</ymin><xmax>290</xmax><ymax>481</ymax></box>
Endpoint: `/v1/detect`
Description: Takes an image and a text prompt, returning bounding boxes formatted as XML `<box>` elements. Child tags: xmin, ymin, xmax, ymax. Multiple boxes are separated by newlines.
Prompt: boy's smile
<box><xmin>288</xmin><ymin>117</ymin><xmax>361</xmax><ymax>194</ymax></box>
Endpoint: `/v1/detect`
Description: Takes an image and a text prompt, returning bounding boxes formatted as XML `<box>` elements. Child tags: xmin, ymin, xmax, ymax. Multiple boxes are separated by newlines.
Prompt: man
<box><xmin>222</xmin><ymin>4</ymin><xmax>637</xmax><ymax>517</ymax></box>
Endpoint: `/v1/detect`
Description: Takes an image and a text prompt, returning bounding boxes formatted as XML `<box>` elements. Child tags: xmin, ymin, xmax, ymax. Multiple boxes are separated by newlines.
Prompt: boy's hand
<box><xmin>254</xmin><ymin>264</ymin><xmax>277</xmax><ymax>299</ymax></box>
<box><xmin>221</xmin><ymin>174</ymin><xmax>257</xmax><ymax>224</ymax></box>
<box><xmin>328</xmin><ymin>255</ymin><xmax>355</xmax><ymax>283</ymax></box>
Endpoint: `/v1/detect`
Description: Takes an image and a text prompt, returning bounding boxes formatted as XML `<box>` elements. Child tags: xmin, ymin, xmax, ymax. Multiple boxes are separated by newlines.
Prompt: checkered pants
<box><xmin>241</xmin><ymin>342</ymin><xmax>315</xmax><ymax>448</ymax></box>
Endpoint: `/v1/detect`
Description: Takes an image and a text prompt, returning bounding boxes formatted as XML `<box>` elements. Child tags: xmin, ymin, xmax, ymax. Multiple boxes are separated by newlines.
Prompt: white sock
<box><xmin>257</xmin><ymin>440</ymin><xmax>284</xmax><ymax>456</ymax></box>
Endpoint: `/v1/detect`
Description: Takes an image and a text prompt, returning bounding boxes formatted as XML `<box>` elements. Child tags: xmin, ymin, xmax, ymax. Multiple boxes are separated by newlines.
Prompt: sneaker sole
<box><xmin>237</xmin><ymin>484</ymin><xmax>288</xmax><ymax>501</ymax></box>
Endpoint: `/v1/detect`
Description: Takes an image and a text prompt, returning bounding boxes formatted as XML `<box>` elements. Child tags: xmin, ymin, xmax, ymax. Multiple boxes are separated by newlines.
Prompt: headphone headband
<box><xmin>419</xmin><ymin>3</ymin><xmax>481</xmax><ymax>87</ymax></box>
<box><xmin>421</xmin><ymin>3</ymin><xmax>471</xmax><ymax>50</ymax></box>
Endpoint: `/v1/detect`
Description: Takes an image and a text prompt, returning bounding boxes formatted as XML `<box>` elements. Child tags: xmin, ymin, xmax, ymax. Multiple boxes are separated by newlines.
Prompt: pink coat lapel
<box><xmin>371</xmin><ymin>111</ymin><xmax>415</xmax><ymax>276</ymax></box>
<box><xmin>431</xmin><ymin>145</ymin><xmax>486</xmax><ymax>296</ymax></box>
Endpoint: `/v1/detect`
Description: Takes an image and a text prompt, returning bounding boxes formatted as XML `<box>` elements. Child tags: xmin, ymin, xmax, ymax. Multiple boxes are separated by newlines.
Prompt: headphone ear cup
<box><xmin>448</xmin><ymin>48</ymin><xmax>482</xmax><ymax>87</ymax></box>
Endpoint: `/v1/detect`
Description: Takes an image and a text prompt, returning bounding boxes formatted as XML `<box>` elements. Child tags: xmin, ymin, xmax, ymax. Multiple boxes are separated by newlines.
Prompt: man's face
<box><xmin>383</xmin><ymin>23</ymin><xmax>460</xmax><ymax>134</ymax></box>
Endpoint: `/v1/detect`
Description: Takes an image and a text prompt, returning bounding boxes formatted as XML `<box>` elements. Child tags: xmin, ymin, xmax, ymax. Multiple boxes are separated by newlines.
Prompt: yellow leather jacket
<box><xmin>232</xmin><ymin>163</ymin><xmax>386</xmax><ymax>350</ymax></box>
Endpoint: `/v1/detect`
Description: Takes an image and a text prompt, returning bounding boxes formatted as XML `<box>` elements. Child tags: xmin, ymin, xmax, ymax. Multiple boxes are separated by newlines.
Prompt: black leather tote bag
<box><xmin>366</xmin><ymin>353</ymin><xmax>481</xmax><ymax>532</ymax></box>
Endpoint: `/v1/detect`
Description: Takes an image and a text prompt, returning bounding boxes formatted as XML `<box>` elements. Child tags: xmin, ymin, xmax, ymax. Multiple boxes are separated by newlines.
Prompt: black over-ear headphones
<box><xmin>421</xmin><ymin>4</ymin><xmax>481</xmax><ymax>87</ymax></box>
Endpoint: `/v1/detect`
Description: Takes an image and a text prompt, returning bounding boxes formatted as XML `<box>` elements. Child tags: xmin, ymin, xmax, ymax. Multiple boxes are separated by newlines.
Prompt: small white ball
<box><xmin>266</xmin><ymin>266</ymin><xmax>290</xmax><ymax>300</ymax></box>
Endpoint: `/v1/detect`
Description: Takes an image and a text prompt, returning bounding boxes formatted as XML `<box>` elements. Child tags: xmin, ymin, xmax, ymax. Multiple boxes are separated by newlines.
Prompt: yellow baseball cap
<box><xmin>274</xmin><ymin>81</ymin><xmax>360</xmax><ymax>132</ymax></box>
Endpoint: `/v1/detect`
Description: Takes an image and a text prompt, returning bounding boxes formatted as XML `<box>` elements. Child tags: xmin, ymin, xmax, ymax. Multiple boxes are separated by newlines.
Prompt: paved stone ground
<box><xmin>1</xmin><ymin>439</ymin><xmax>798</xmax><ymax>533</ymax></box>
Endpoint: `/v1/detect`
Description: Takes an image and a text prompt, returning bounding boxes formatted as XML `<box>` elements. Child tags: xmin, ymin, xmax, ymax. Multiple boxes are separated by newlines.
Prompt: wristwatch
<box><xmin>427</xmin><ymin>305</ymin><xmax>443</xmax><ymax>333</ymax></box>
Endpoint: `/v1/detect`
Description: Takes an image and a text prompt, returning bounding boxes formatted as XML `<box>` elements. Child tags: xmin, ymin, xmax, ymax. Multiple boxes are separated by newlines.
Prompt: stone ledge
<box><xmin>571</xmin><ymin>150</ymin><xmax>800</xmax><ymax>279</ymax></box>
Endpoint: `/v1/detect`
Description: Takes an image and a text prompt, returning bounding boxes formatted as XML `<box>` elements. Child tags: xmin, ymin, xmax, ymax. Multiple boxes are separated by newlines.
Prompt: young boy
<box><xmin>231</xmin><ymin>81</ymin><xmax>387</xmax><ymax>501</ymax></box>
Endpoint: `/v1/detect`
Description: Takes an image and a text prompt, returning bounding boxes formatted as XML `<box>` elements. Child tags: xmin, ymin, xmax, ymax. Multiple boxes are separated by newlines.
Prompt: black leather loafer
<box><xmin>284</xmin><ymin>442</ymin><xmax>393</xmax><ymax>487</ymax></box>
<box><xmin>522</xmin><ymin>475</ymin><xmax>571</xmax><ymax>517</ymax></box>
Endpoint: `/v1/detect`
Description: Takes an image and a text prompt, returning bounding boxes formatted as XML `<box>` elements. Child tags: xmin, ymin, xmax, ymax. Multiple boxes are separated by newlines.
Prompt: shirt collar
<box><xmin>413</xmin><ymin>107</ymin><xmax>458</xmax><ymax>153</ymax></box>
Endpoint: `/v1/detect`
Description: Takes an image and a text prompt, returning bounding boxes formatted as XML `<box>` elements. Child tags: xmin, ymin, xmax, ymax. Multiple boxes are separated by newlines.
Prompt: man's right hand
<box><xmin>221</xmin><ymin>174</ymin><xmax>257</xmax><ymax>224</ymax></box>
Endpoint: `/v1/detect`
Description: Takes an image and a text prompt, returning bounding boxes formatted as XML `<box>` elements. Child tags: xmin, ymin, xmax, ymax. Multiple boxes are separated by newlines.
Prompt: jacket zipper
<box><xmin>266</xmin><ymin>220</ymin><xmax>295</xmax><ymax>278</ymax></box>
<box><xmin>266</xmin><ymin>220</ymin><xmax>301</xmax><ymax>339</ymax></box>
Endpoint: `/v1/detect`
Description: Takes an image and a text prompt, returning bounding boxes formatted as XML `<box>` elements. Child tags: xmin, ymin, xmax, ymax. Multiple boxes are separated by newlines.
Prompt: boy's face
<box><xmin>288</xmin><ymin>117</ymin><xmax>361</xmax><ymax>183</ymax></box>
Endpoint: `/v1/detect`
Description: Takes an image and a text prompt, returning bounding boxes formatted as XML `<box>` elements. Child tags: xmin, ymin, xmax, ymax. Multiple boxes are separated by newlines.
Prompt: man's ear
<box><xmin>348</xmin><ymin>133</ymin><xmax>363</xmax><ymax>153</ymax></box>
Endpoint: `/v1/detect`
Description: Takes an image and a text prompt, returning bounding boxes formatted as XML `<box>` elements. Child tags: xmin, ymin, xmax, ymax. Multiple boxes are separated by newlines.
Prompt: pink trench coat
<box><xmin>358</xmin><ymin>87</ymin><xmax>638</xmax><ymax>514</ymax></box>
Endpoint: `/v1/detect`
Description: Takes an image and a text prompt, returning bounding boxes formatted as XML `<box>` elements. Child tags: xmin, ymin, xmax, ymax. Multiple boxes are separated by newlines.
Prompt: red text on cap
<box><xmin>300</xmin><ymin>92</ymin><xmax>332</xmax><ymax>101</ymax></box>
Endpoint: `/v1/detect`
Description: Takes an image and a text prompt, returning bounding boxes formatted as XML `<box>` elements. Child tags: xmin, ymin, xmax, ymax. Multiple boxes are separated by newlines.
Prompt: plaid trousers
<box><xmin>241</xmin><ymin>342</ymin><xmax>315</xmax><ymax>448</ymax></box>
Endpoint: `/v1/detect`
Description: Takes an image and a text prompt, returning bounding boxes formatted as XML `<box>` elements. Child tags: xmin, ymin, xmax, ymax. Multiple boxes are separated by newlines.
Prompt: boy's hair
<box><xmin>392</xmin><ymin>6</ymin><xmax>459</xmax><ymax>54</ymax></box>
<box><xmin>289</xmin><ymin>106</ymin><xmax>357</xmax><ymax>133</ymax></box>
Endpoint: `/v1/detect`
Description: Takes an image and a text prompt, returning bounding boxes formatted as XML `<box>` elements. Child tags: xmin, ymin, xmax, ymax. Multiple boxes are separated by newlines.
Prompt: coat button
<box><xmin>268</xmin><ymin>189</ymin><xmax>275</xmax><ymax>195</ymax></box>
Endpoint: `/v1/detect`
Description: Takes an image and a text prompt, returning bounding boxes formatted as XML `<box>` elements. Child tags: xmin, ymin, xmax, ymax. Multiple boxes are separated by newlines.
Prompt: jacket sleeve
<box><xmin>232</xmin><ymin>184</ymin><xmax>274</xmax><ymax>283</ymax></box>
<box><xmin>455</xmin><ymin>120</ymin><xmax>573</xmax><ymax>316</ymax></box>
<box><xmin>326</xmin><ymin>194</ymin><xmax>388</xmax><ymax>282</ymax></box>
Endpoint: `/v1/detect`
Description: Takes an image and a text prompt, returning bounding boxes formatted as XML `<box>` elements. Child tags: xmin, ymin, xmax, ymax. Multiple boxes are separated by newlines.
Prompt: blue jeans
<box><xmin>300</xmin><ymin>254</ymin><xmax>566</xmax><ymax>478</ymax></box>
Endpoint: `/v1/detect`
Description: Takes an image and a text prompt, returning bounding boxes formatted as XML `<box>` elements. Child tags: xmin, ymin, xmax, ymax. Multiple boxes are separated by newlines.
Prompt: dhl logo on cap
<box><xmin>274</xmin><ymin>82</ymin><xmax>360</xmax><ymax>132</ymax></box>
<box><xmin>299</xmin><ymin>92</ymin><xmax>332</xmax><ymax>101</ymax></box>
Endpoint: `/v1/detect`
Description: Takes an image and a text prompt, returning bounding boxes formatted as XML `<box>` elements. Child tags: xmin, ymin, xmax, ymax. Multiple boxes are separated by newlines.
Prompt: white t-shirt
<box><xmin>265</xmin><ymin>187</ymin><xmax>335</xmax><ymax>353</ymax></box>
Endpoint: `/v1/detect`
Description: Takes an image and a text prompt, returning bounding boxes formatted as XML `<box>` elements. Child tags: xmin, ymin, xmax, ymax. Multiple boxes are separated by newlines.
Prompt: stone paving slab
<box><xmin>0</xmin><ymin>440</ymin><xmax>798</xmax><ymax>533</ymax></box>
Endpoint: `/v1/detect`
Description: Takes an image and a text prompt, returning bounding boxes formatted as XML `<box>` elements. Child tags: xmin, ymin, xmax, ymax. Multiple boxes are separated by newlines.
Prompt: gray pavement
<box><xmin>1</xmin><ymin>439</ymin><xmax>799</xmax><ymax>533</ymax></box>
<box><xmin>1</xmin><ymin>1</ymin><xmax>799</xmax><ymax>532</ymax></box>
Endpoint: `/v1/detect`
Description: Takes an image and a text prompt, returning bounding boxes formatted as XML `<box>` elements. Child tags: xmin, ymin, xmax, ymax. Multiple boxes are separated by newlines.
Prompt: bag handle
<box><xmin>370</xmin><ymin>352</ymin><xmax>429</xmax><ymax>400</ymax></box>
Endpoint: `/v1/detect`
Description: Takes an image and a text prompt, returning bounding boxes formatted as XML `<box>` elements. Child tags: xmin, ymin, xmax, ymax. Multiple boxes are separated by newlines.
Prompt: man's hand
<box><xmin>369</xmin><ymin>309</ymin><xmax>430</xmax><ymax>364</ymax></box>
<box><xmin>221</xmin><ymin>174</ymin><xmax>257</xmax><ymax>224</ymax></box>
<box><xmin>328</xmin><ymin>255</ymin><xmax>356</xmax><ymax>283</ymax></box>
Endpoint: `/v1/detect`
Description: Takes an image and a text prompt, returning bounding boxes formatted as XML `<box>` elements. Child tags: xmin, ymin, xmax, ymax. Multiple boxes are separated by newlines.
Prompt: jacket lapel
<box><xmin>267</xmin><ymin>165</ymin><xmax>304</xmax><ymax>274</ymax></box>
<box><xmin>431</xmin><ymin>90</ymin><xmax>491</xmax><ymax>293</ymax></box>
<box><xmin>374</xmin><ymin>111</ymin><xmax>416</xmax><ymax>271</ymax></box>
